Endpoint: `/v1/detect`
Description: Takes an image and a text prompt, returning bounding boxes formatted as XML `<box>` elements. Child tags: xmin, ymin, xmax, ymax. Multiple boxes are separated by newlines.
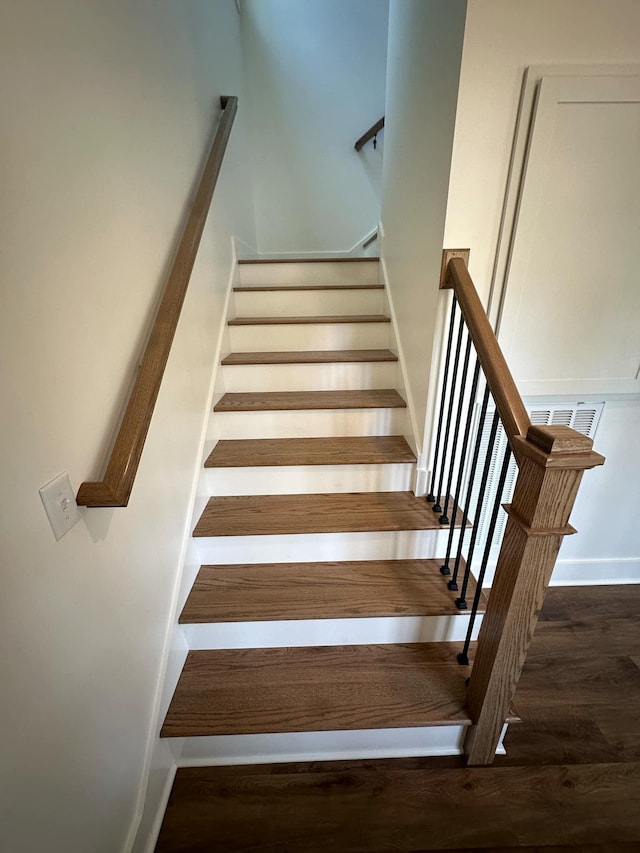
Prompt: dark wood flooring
<box><xmin>155</xmin><ymin>585</ymin><xmax>640</xmax><ymax>852</ymax></box>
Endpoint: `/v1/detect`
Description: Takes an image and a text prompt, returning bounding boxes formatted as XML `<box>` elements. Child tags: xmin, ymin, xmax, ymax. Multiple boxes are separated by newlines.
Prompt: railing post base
<box><xmin>464</xmin><ymin>425</ymin><xmax>604</xmax><ymax>766</ymax></box>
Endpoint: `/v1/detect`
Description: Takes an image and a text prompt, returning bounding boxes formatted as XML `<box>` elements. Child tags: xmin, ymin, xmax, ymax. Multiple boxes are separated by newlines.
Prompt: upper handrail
<box><xmin>77</xmin><ymin>95</ymin><xmax>238</xmax><ymax>507</ymax></box>
<box><xmin>443</xmin><ymin>257</ymin><xmax>531</xmax><ymax>452</ymax></box>
<box><xmin>354</xmin><ymin>116</ymin><xmax>385</xmax><ymax>152</ymax></box>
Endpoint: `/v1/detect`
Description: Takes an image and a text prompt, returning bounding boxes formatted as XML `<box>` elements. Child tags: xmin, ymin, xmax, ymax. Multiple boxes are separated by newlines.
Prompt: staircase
<box><xmin>161</xmin><ymin>257</ymin><xmax>488</xmax><ymax>766</ymax></box>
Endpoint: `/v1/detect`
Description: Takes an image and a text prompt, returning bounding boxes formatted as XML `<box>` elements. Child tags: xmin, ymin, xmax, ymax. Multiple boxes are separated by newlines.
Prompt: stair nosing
<box><xmin>161</xmin><ymin>642</ymin><xmax>473</xmax><ymax>738</ymax></box>
<box><xmin>204</xmin><ymin>436</ymin><xmax>416</xmax><ymax>468</ymax></box>
<box><xmin>228</xmin><ymin>314</ymin><xmax>390</xmax><ymax>326</ymax></box>
<box><xmin>233</xmin><ymin>284</ymin><xmax>384</xmax><ymax>292</ymax></box>
<box><xmin>238</xmin><ymin>257</ymin><xmax>380</xmax><ymax>264</ymax></box>
<box><xmin>213</xmin><ymin>389</ymin><xmax>407</xmax><ymax>413</ymax></box>
<box><xmin>179</xmin><ymin>559</ymin><xmax>484</xmax><ymax>624</ymax></box>
<box><xmin>193</xmin><ymin>491</ymin><xmax>466</xmax><ymax>538</ymax></box>
<box><xmin>221</xmin><ymin>349</ymin><xmax>398</xmax><ymax>366</ymax></box>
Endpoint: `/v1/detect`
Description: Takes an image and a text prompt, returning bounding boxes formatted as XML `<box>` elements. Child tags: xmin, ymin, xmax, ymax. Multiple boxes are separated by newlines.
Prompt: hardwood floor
<box><xmin>155</xmin><ymin>586</ymin><xmax>640</xmax><ymax>851</ymax></box>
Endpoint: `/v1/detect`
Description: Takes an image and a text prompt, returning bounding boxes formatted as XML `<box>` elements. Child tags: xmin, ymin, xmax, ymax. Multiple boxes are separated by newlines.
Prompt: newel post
<box><xmin>464</xmin><ymin>425</ymin><xmax>604</xmax><ymax>765</ymax></box>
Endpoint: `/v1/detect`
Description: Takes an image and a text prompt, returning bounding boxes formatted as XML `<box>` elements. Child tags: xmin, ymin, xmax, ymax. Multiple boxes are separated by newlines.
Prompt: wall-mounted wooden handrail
<box><xmin>354</xmin><ymin>116</ymin><xmax>385</xmax><ymax>151</ymax></box>
<box><xmin>443</xmin><ymin>257</ymin><xmax>531</xmax><ymax>454</ymax></box>
<box><xmin>77</xmin><ymin>95</ymin><xmax>238</xmax><ymax>507</ymax></box>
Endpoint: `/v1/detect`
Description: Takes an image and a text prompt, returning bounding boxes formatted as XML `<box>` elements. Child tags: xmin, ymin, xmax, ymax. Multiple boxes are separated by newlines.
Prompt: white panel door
<box><xmin>497</xmin><ymin>74</ymin><xmax>640</xmax><ymax>396</ymax></box>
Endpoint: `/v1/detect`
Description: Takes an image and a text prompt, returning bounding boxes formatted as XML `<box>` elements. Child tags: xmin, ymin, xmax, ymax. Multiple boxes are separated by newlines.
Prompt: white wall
<box><xmin>444</xmin><ymin>0</ymin><xmax>640</xmax><ymax>302</ymax></box>
<box><xmin>442</xmin><ymin>0</ymin><xmax>640</xmax><ymax>582</ymax></box>
<box><xmin>241</xmin><ymin>0</ymin><xmax>389</xmax><ymax>255</ymax></box>
<box><xmin>380</xmin><ymin>0</ymin><xmax>467</xmax><ymax>451</ymax></box>
<box><xmin>0</xmin><ymin>2</ymin><xmax>255</xmax><ymax>851</ymax></box>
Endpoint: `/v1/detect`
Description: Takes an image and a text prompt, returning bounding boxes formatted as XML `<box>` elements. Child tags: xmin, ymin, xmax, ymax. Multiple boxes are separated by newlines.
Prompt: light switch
<box><xmin>39</xmin><ymin>472</ymin><xmax>81</xmax><ymax>541</ymax></box>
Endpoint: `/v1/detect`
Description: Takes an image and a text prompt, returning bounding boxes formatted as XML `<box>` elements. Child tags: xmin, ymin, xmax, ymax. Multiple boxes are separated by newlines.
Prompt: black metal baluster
<box><xmin>439</xmin><ymin>330</ymin><xmax>473</xmax><ymax>525</ymax></box>
<box><xmin>455</xmin><ymin>409</ymin><xmax>500</xmax><ymax>610</ymax></box>
<box><xmin>458</xmin><ymin>440</ymin><xmax>513</xmax><ymax>665</ymax></box>
<box><xmin>447</xmin><ymin>384</ymin><xmax>491</xmax><ymax>590</ymax></box>
<box><xmin>427</xmin><ymin>295</ymin><xmax>457</xmax><ymax>506</ymax></box>
<box><xmin>440</xmin><ymin>357</ymin><xmax>481</xmax><ymax>576</ymax></box>
<box><xmin>433</xmin><ymin>309</ymin><xmax>465</xmax><ymax>520</ymax></box>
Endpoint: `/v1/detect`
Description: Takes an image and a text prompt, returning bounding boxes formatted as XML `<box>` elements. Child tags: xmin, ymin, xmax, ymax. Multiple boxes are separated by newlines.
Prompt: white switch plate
<box><xmin>39</xmin><ymin>472</ymin><xmax>81</xmax><ymax>541</ymax></box>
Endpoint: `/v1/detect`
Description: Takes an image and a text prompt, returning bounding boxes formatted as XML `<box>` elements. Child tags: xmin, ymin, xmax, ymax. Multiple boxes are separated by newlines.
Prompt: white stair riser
<box><xmin>203</xmin><ymin>463</ymin><xmax>414</xmax><ymax>496</ymax></box>
<box><xmin>232</xmin><ymin>289</ymin><xmax>384</xmax><ymax>317</ymax></box>
<box><xmin>171</xmin><ymin>725</ymin><xmax>507</xmax><ymax>766</ymax></box>
<box><xmin>238</xmin><ymin>260</ymin><xmax>380</xmax><ymax>287</ymax></box>
<box><xmin>228</xmin><ymin>321</ymin><xmax>391</xmax><ymax>352</ymax></box>
<box><xmin>208</xmin><ymin>407</ymin><xmax>408</xmax><ymax>440</ymax></box>
<box><xmin>195</xmin><ymin>528</ymin><xmax>453</xmax><ymax>564</ymax></box>
<box><xmin>183</xmin><ymin>614</ymin><xmax>481</xmax><ymax>650</ymax></box>
<box><xmin>221</xmin><ymin>361</ymin><xmax>398</xmax><ymax>392</ymax></box>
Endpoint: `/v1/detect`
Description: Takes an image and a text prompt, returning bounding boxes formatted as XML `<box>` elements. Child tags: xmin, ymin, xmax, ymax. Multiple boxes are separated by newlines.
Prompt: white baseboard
<box><xmin>481</xmin><ymin>556</ymin><xmax>640</xmax><ymax>588</ymax></box>
<box><xmin>126</xmin><ymin>239</ymin><xmax>238</xmax><ymax>853</ymax></box>
<box><xmin>550</xmin><ymin>557</ymin><xmax>640</xmax><ymax>586</ymax></box>
<box><xmin>130</xmin><ymin>741</ymin><xmax>177</xmax><ymax>853</ymax></box>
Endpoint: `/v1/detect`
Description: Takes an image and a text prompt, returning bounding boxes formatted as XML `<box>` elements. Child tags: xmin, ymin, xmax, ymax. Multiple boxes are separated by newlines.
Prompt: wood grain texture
<box><xmin>160</xmin><ymin>643</ymin><xmax>472</xmax><ymax>737</ymax></box>
<box><xmin>179</xmin><ymin>559</ymin><xmax>483</xmax><ymax>623</ymax></box>
<box><xmin>354</xmin><ymin>115</ymin><xmax>385</xmax><ymax>151</ymax></box>
<box><xmin>205</xmin><ymin>436</ymin><xmax>415</xmax><ymax>467</ymax></box>
<box><xmin>157</xmin><ymin>588</ymin><xmax>640</xmax><ymax>851</ymax></box>
<box><xmin>227</xmin><ymin>314</ymin><xmax>390</xmax><ymax>325</ymax></box>
<box><xmin>501</xmin><ymin>585</ymin><xmax>640</xmax><ymax>766</ymax></box>
<box><xmin>238</xmin><ymin>257</ymin><xmax>380</xmax><ymax>264</ymax></box>
<box><xmin>445</xmin><ymin>256</ymin><xmax>531</xmax><ymax>450</ymax></box>
<box><xmin>213</xmin><ymin>389</ymin><xmax>406</xmax><ymax>412</ymax></box>
<box><xmin>76</xmin><ymin>96</ymin><xmax>238</xmax><ymax>507</ymax></box>
<box><xmin>156</xmin><ymin>761</ymin><xmax>640</xmax><ymax>851</ymax></box>
<box><xmin>221</xmin><ymin>349</ymin><xmax>397</xmax><ymax>365</ymax></box>
<box><xmin>465</xmin><ymin>433</ymin><xmax>605</xmax><ymax>765</ymax></box>
<box><xmin>192</xmin><ymin>491</ymin><xmax>463</xmax><ymax>538</ymax></box>
<box><xmin>233</xmin><ymin>284</ymin><xmax>384</xmax><ymax>292</ymax></box>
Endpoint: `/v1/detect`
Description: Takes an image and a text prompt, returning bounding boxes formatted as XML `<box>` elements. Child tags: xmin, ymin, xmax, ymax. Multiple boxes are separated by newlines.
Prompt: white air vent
<box><xmin>467</xmin><ymin>401</ymin><xmax>604</xmax><ymax>561</ymax></box>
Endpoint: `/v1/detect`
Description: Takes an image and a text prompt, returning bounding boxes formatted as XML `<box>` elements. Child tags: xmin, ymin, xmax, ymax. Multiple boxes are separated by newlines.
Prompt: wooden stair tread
<box><xmin>205</xmin><ymin>436</ymin><xmax>415</xmax><ymax>468</ymax></box>
<box><xmin>214</xmin><ymin>389</ymin><xmax>406</xmax><ymax>413</ymax></box>
<box><xmin>221</xmin><ymin>349</ymin><xmax>398</xmax><ymax>365</ymax></box>
<box><xmin>161</xmin><ymin>643</ymin><xmax>472</xmax><ymax>737</ymax></box>
<box><xmin>233</xmin><ymin>284</ymin><xmax>384</xmax><ymax>292</ymax></box>
<box><xmin>228</xmin><ymin>314</ymin><xmax>390</xmax><ymax>326</ymax></box>
<box><xmin>238</xmin><ymin>257</ymin><xmax>379</xmax><ymax>264</ymax></box>
<box><xmin>180</xmin><ymin>559</ymin><xmax>484</xmax><ymax>623</ymax></box>
<box><xmin>193</xmin><ymin>491</ymin><xmax>464</xmax><ymax>537</ymax></box>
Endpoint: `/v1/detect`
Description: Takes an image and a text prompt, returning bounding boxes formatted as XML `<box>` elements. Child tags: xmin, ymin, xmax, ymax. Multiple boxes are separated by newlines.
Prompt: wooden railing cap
<box><xmin>527</xmin><ymin>424</ymin><xmax>593</xmax><ymax>454</ymax></box>
<box><xmin>514</xmin><ymin>428</ymin><xmax>605</xmax><ymax>471</ymax></box>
